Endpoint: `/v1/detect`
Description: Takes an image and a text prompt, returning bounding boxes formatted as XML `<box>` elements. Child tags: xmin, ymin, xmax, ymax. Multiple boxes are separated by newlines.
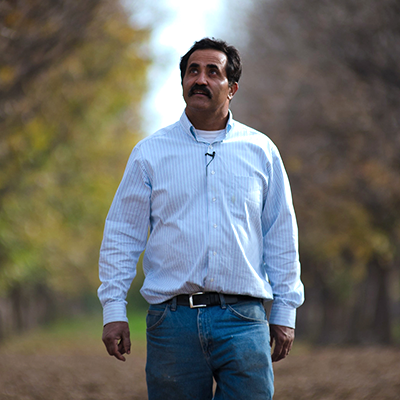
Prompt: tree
<box><xmin>0</xmin><ymin>0</ymin><xmax>151</xmax><ymax>337</ymax></box>
<box><xmin>232</xmin><ymin>0</ymin><xmax>400</xmax><ymax>343</ymax></box>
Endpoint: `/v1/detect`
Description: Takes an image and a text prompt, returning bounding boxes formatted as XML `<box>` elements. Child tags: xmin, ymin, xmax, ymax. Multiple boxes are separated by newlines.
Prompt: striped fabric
<box><xmin>98</xmin><ymin>111</ymin><xmax>304</xmax><ymax>328</ymax></box>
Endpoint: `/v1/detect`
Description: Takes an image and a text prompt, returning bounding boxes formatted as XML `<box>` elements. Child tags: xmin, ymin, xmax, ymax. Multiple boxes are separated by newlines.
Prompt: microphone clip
<box><xmin>205</xmin><ymin>151</ymin><xmax>215</xmax><ymax>167</ymax></box>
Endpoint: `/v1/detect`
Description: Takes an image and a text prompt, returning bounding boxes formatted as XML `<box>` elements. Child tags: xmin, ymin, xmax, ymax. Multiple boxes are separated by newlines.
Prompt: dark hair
<box><xmin>180</xmin><ymin>38</ymin><xmax>242</xmax><ymax>87</ymax></box>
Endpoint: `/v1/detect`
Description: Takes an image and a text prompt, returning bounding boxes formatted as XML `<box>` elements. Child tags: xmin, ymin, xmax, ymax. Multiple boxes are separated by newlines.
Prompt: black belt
<box><xmin>170</xmin><ymin>292</ymin><xmax>259</xmax><ymax>308</ymax></box>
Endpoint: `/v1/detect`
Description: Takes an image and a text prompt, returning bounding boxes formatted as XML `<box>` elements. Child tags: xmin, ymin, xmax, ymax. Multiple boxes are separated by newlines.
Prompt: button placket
<box><xmin>206</xmin><ymin>142</ymin><xmax>219</xmax><ymax>285</ymax></box>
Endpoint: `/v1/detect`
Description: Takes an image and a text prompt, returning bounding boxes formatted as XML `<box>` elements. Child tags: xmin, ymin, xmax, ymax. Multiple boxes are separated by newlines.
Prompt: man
<box><xmin>98</xmin><ymin>38</ymin><xmax>304</xmax><ymax>399</ymax></box>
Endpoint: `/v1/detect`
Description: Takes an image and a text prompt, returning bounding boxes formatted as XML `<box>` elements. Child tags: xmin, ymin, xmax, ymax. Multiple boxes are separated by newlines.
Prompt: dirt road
<box><xmin>1</xmin><ymin>340</ymin><xmax>399</xmax><ymax>399</ymax></box>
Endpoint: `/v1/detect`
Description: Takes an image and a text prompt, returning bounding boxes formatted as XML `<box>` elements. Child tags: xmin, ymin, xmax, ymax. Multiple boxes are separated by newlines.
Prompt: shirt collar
<box><xmin>179</xmin><ymin>110</ymin><xmax>234</xmax><ymax>142</ymax></box>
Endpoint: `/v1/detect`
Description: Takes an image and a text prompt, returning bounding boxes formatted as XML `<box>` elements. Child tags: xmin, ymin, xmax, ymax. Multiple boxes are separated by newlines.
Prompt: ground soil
<box><xmin>1</xmin><ymin>340</ymin><xmax>399</xmax><ymax>399</ymax></box>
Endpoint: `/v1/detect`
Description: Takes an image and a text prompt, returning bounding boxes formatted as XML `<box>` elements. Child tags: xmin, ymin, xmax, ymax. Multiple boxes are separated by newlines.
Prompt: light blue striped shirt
<box><xmin>98</xmin><ymin>111</ymin><xmax>304</xmax><ymax>328</ymax></box>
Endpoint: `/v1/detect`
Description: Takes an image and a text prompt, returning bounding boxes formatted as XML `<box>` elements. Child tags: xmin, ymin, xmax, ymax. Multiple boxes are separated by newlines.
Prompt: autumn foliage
<box><xmin>233</xmin><ymin>0</ymin><xmax>400</xmax><ymax>343</ymax></box>
<box><xmin>0</xmin><ymin>0</ymin><xmax>150</xmax><ymax>338</ymax></box>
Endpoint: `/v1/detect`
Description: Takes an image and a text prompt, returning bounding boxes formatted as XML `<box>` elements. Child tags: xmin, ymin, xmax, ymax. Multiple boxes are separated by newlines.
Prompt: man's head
<box><xmin>180</xmin><ymin>39</ymin><xmax>241</xmax><ymax>129</ymax></box>
<box><xmin>180</xmin><ymin>38</ymin><xmax>242</xmax><ymax>88</ymax></box>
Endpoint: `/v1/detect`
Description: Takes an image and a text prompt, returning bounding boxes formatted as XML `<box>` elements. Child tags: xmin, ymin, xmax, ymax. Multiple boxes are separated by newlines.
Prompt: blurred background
<box><xmin>1</xmin><ymin>0</ymin><xmax>400</xmax><ymax>399</ymax></box>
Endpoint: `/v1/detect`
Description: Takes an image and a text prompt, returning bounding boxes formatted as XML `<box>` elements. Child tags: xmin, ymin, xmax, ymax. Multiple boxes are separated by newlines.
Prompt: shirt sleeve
<box><xmin>97</xmin><ymin>145</ymin><xmax>151</xmax><ymax>325</ymax></box>
<box><xmin>262</xmin><ymin>147</ymin><xmax>304</xmax><ymax>328</ymax></box>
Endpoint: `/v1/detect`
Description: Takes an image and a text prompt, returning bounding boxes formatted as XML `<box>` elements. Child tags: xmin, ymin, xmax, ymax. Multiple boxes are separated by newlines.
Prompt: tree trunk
<box><xmin>371</xmin><ymin>261</ymin><xmax>392</xmax><ymax>344</ymax></box>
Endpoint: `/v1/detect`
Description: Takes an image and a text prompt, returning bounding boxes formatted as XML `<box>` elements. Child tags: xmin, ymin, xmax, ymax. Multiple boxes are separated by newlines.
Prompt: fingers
<box><xmin>102</xmin><ymin>321</ymin><xmax>131</xmax><ymax>362</ymax></box>
<box><xmin>271</xmin><ymin>340</ymin><xmax>290</xmax><ymax>362</ymax></box>
<box><xmin>270</xmin><ymin>324</ymin><xmax>295</xmax><ymax>362</ymax></box>
<box><xmin>118</xmin><ymin>329</ymin><xmax>131</xmax><ymax>356</ymax></box>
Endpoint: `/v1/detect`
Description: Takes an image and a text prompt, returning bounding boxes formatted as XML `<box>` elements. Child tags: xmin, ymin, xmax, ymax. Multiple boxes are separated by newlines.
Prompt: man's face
<box><xmin>182</xmin><ymin>49</ymin><xmax>237</xmax><ymax>117</ymax></box>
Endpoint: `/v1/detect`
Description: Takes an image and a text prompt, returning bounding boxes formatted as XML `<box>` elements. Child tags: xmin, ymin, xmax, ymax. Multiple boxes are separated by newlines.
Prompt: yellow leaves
<box><xmin>6</xmin><ymin>129</ymin><xmax>27</xmax><ymax>153</ymax></box>
<box><xmin>4</xmin><ymin>9</ymin><xmax>21</xmax><ymax>27</ymax></box>
<box><xmin>104</xmin><ymin>18</ymin><xmax>137</xmax><ymax>44</ymax></box>
<box><xmin>0</xmin><ymin>66</ymin><xmax>15</xmax><ymax>86</ymax></box>
<box><xmin>25</xmin><ymin>117</ymin><xmax>53</xmax><ymax>152</ymax></box>
<box><xmin>0</xmin><ymin>0</ymin><xmax>152</xmax><ymax>296</ymax></box>
<box><xmin>286</xmin><ymin>155</ymin><xmax>303</xmax><ymax>173</ymax></box>
<box><xmin>361</xmin><ymin>159</ymin><xmax>400</xmax><ymax>196</ymax></box>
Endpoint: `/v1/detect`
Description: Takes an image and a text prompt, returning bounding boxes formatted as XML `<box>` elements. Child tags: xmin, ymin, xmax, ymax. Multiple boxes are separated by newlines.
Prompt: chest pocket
<box><xmin>229</xmin><ymin>176</ymin><xmax>263</xmax><ymax>222</ymax></box>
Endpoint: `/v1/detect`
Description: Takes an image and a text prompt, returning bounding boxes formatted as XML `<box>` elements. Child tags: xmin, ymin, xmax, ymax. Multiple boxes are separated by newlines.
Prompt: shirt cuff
<box><xmin>103</xmin><ymin>300</ymin><xmax>129</xmax><ymax>326</ymax></box>
<box><xmin>268</xmin><ymin>303</ymin><xmax>297</xmax><ymax>329</ymax></box>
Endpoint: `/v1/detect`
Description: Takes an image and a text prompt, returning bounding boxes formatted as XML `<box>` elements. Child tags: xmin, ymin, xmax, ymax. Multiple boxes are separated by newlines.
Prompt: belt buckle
<box><xmin>189</xmin><ymin>292</ymin><xmax>207</xmax><ymax>308</ymax></box>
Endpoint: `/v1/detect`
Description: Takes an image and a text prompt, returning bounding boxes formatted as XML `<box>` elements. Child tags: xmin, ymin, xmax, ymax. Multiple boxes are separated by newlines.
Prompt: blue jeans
<box><xmin>146</xmin><ymin>297</ymin><xmax>274</xmax><ymax>400</ymax></box>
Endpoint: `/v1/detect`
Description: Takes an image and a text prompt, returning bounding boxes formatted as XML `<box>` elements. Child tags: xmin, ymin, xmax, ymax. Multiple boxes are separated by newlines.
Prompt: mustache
<box><xmin>189</xmin><ymin>84</ymin><xmax>212</xmax><ymax>98</ymax></box>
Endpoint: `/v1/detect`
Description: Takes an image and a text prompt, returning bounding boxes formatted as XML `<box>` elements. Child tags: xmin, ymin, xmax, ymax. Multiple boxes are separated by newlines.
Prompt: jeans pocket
<box><xmin>227</xmin><ymin>301</ymin><xmax>268</xmax><ymax>324</ymax></box>
<box><xmin>146</xmin><ymin>304</ymin><xmax>169</xmax><ymax>331</ymax></box>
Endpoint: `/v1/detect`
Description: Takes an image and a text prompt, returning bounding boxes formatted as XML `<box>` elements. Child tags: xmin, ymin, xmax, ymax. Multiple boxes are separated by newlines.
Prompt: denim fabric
<box><xmin>146</xmin><ymin>299</ymin><xmax>274</xmax><ymax>400</ymax></box>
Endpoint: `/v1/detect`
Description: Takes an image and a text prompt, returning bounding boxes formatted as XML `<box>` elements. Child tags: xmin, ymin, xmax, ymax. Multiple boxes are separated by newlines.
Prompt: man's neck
<box><xmin>185</xmin><ymin>108</ymin><xmax>229</xmax><ymax>131</ymax></box>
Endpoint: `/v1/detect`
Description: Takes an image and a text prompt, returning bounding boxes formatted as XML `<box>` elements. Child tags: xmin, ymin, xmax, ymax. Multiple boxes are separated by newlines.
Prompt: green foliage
<box><xmin>0</xmin><ymin>1</ymin><xmax>151</xmax><ymax>297</ymax></box>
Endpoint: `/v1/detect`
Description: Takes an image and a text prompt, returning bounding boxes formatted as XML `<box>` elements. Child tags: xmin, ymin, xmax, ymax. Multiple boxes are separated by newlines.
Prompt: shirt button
<box><xmin>213</xmin><ymin>224</ymin><xmax>217</xmax><ymax>228</ymax></box>
<box><xmin>211</xmin><ymin>170</ymin><xmax>215</xmax><ymax>175</ymax></box>
<box><xmin>210</xmin><ymin>278</ymin><xmax>214</xmax><ymax>282</ymax></box>
<box><xmin>212</xmin><ymin>198</ymin><xmax>216</xmax><ymax>202</ymax></box>
<box><xmin>213</xmin><ymin>251</ymin><xmax>217</xmax><ymax>256</ymax></box>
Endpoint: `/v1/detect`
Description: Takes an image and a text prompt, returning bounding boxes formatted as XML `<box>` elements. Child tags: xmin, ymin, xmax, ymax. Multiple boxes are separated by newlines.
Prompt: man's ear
<box><xmin>228</xmin><ymin>82</ymin><xmax>239</xmax><ymax>100</ymax></box>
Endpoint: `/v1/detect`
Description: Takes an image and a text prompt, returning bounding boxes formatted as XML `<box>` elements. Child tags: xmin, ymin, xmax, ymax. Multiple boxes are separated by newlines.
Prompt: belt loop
<box><xmin>170</xmin><ymin>296</ymin><xmax>177</xmax><ymax>312</ymax></box>
<box><xmin>219</xmin><ymin>293</ymin><xmax>226</xmax><ymax>309</ymax></box>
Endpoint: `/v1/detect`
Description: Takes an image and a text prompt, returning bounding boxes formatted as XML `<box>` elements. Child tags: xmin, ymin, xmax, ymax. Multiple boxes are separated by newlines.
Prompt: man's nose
<box><xmin>195</xmin><ymin>71</ymin><xmax>207</xmax><ymax>85</ymax></box>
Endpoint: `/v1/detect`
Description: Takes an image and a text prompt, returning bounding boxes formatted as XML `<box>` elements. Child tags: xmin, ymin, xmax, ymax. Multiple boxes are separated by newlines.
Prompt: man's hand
<box><xmin>270</xmin><ymin>324</ymin><xmax>295</xmax><ymax>362</ymax></box>
<box><xmin>102</xmin><ymin>321</ymin><xmax>131</xmax><ymax>362</ymax></box>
